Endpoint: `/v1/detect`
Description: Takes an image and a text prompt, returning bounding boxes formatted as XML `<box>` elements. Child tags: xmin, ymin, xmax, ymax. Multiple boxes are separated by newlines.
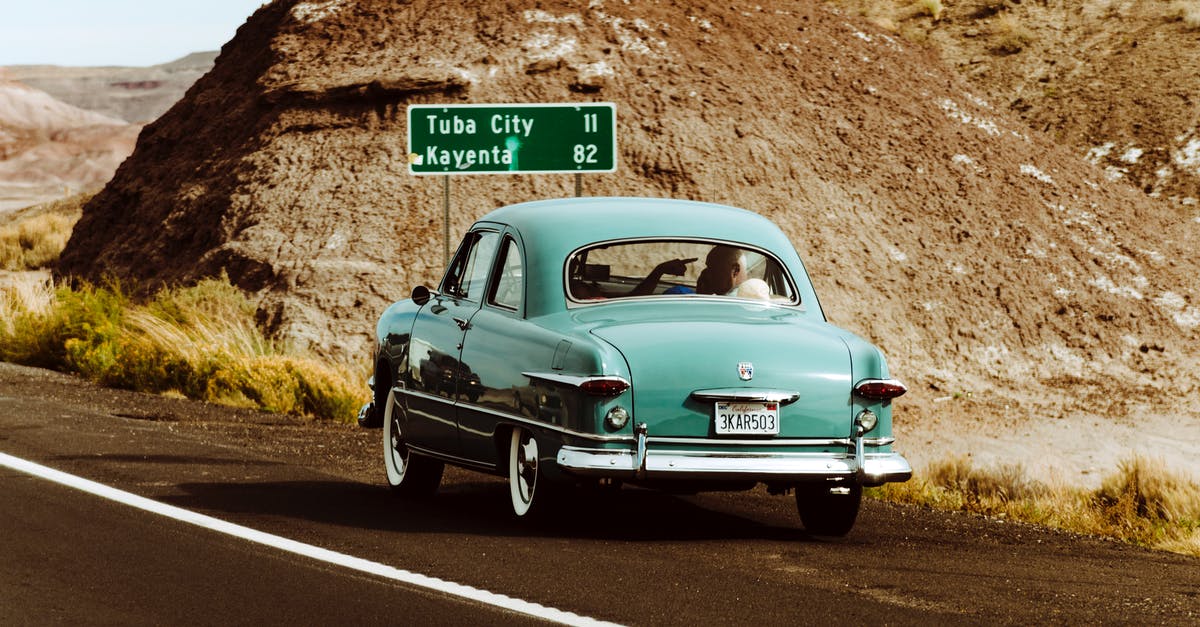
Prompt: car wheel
<box><xmin>508</xmin><ymin>427</ymin><xmax>545</xmax><ymax>517</ymax></box>
<box><xmin>383</xmin><ymin>389</ymin><xmax>443</xmax><ymax>496</ymax></box>
<box><xmin>795</xmin><ymin>482</ymin><xmax>861</xmax><ymax>536</ymax></box>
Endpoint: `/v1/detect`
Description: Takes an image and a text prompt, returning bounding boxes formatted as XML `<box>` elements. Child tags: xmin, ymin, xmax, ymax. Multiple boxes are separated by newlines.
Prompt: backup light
<box><xmin>605</xmin><ymin>406</ymin><xmax>630</xmax><ymax>430</ymax></box>
<box><xmin>856</xmin><ymin>409</ymin><xmax>878</xmax><ymax>433</ymax></box>
<box><xmin>854</xmin><ymin>378</ymin><xmax>907</xmax><ymax>400</ymax></box>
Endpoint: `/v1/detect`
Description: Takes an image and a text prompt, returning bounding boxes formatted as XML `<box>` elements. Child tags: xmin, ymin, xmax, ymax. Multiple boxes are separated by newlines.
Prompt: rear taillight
<box><xmin>580</xmin><ymin>377</ymin><xmax>630</xmax><ymax>396</ymax></box>
<box><xmin>854</xmin><ymin>378</ymin><xmax>907</xmax><ymax>400</ymax></box>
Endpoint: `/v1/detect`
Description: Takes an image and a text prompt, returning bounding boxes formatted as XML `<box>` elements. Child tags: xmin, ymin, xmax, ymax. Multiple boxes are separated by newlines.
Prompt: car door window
<box><xmin>443</xmin><ymin>231</ymin><xmax>499</xmax><ymax>300</ymax></box>
<box><xmin>489</xmin><ymin>237</ymin><xmax>523</xmax><ymax>311</ymax></box>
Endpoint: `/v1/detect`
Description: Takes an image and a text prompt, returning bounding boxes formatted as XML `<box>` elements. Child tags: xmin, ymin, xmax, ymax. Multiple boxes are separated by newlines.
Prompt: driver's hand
<box><xmin>659</xmin><ymin>257</ymin><xmax>698</xmax><ymax>276</ymax></box>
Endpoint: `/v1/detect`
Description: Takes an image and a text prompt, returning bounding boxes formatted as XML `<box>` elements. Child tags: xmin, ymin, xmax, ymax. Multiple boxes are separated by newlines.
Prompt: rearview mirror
<box><xmin>583</xmin><ymin>264</ymin><xmax>611</xmax><ymax>281</ymax></box>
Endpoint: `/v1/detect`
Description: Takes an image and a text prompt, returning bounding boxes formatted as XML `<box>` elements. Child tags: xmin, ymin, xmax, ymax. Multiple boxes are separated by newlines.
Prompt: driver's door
<box><xmin>404</xmin><ymin>229</ymin><xmax>499</xmax><ymax>458</ymax></box>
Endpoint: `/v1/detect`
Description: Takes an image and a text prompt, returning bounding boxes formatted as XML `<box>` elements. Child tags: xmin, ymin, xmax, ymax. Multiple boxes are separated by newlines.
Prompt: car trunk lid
<box><xmin>587</xmin><ymin>305</ymin><xmax>852</xmax><ymax>439</ymax></box>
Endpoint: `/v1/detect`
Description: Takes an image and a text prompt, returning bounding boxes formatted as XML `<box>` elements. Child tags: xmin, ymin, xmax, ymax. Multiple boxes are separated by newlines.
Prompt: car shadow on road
<box><xmin>164</xmin><ymin>476</ymin><xmax>813</xmax><ymax>542</ymax></box>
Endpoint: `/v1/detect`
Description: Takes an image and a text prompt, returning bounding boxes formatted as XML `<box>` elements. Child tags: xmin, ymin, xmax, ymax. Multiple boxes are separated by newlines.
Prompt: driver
<box><xmin>695</xmin><ymin>245</ymin><xmax>747</xmax><ymax>295</ymax></box>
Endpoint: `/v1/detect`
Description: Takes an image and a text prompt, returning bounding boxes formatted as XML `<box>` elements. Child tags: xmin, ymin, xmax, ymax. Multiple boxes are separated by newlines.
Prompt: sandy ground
<box><xmin>898</xmin><ymin>404</ymin><xmax>1200</xmax><ymax>489</ymax></box>
<box><xmin>0</xmin><ymin>184</ymin><xmax>73</xmax><ymax>213</ymax></box>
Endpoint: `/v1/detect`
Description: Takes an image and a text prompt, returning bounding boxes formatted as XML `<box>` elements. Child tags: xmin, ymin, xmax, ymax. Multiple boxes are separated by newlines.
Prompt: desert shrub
<box><xmin>0</xmin><ymin>274</ymin><xmax>366</xmax><ymax>422</ymax></box>
<box><xmin>290</xmin><ymin>358</ymin><xmax>365</xmax><ymax>420</ymax></box>
<box><xmin>203</xmin><ymin>355</ymin><xmax>363</xmax><ymax>418</ymax></box>
<box><xmin>0</xmin><ymin>281</ymin><xmax>127</xmax><ymax>371</ymax></box>
<box><xmin>205</xmin><ymin>355</ymin><xmax>306</xmax><ymax>413</ymax></box>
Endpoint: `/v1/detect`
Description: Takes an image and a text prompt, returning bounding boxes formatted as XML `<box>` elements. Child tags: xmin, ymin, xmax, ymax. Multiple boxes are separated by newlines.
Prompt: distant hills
<box><xmin>0</xmin><ymin>52</ymin><xmax>215</xmax><ymax>212</ymax></box>
<box><xmin>3</xmin><ymin>51</ymin><xmax>216</xmax><ymax>124</ymax></box>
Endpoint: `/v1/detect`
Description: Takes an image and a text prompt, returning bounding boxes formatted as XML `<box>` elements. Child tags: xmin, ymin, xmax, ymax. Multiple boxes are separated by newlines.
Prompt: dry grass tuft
<box><xmin>873</xmin><ymin>455</ymin><xmax>1200</xmax><ymax>556</ymax></box>
<box><xmin>0</xmin><ymin>274</ymin><xmax>367</xmax><ymax>422</ymax></box>
<box><xmin>991</xmin><ymin>14</ymin><xmax>1035</xmax><ymax>54</ymax></box>
<box><xmin>1093</xmin><ymin>456</ymin><xmax>1200</xmax><ymax>538</ymax></box>
<box><xmin>0</xmin><ymin>273</ymin><xmax>56</xmax><ymax>336</ymax></box>
<box><xmin>0</xmin><ymin>193</ymin><xmax>88</xmax><ymax>271</ymax></box>
<box><xmin>914</xmin><ymin>0</ymin><xmax>944</xmax><ymax>21</ymax></box>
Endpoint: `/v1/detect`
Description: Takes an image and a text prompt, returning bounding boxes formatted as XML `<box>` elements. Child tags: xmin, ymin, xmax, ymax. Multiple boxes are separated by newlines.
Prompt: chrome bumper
<box><xmin>556</xmin><ymin>446</ymin><xmax>912</xmax><ymax>487</ymax></box>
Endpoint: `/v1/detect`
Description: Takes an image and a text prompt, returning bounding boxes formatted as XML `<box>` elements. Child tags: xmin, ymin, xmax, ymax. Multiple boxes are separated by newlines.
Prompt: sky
<box><xmin>0</xmin><ymin>1</ymin><xmax>268</xmax><ymax>67</ymax></box>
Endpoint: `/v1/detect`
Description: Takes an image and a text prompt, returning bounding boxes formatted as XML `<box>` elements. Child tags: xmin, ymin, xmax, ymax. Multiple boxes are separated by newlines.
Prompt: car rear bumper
<box><xmin>556</xmin><ymin>446</ymin><xmax>912</xmax><ymax>487</ymax></box>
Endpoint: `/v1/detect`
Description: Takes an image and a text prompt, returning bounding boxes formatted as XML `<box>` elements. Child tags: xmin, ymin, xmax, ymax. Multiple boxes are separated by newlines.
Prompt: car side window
<box><xmin>489</xmin><ymin>237</ymin><xmax>523</xmax><ymax>311</ymax></box>
<box><xmin>443</xmin><ymin>230</ymin><xmax>499</xmax><ymax>300</ymax></box>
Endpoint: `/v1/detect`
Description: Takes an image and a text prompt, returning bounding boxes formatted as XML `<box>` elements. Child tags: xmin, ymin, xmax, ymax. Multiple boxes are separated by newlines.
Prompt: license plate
<box><xmin>714</xmin><ymin>401</ymin><xmax>779</xmax><ymax>435</ymax></box>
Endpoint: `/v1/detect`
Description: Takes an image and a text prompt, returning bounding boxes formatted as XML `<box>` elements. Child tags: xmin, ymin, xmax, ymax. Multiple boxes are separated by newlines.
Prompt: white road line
<box><xmin>0</xmin><ymin>451</ymin><xmax>619</xmax><ymax>627</ymax></box>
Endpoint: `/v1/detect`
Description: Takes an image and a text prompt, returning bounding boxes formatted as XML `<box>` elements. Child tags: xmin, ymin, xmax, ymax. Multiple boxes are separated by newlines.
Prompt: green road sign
<box><xmin>408</xmin><ymin>103</ymin><xmax>616</xmax><ymax>175</ymax></box>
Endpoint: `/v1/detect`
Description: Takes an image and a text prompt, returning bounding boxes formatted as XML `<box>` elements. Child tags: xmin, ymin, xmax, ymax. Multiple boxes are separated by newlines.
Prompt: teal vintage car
<box><xmin>358</xmin><ymin>197</ymin><xmax>910</xmax><ymax>535</ymax></box>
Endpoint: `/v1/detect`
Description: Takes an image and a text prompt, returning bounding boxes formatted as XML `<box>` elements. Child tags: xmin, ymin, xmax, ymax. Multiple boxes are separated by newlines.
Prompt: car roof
<box><xmin>477</xmin><ymin>197</ymin><xmax>792</xmax><ymax>251</ymax></box>
<box><xmin>471</xmin><ymin>197</ymin><xmax>818</xmax><ymax>317</ymax></box>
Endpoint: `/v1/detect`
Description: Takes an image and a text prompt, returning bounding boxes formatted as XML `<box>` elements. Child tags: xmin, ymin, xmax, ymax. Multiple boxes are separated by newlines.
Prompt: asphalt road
<box><xmin>1</xmin><ymin>363</ymin><xmax>1198</xmax><ymax>625</ymax></box>
<box><xmin>0</xmin><ymin>468</ymin><xmax>538</xmax><ymax>625</ymax></box>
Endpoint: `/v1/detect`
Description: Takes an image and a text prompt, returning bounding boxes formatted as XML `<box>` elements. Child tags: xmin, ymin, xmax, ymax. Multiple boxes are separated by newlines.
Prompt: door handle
<box><xmin>453</xmin><ymin>317</ymin><xmax>471</xmax><ymax>330</ymax></box>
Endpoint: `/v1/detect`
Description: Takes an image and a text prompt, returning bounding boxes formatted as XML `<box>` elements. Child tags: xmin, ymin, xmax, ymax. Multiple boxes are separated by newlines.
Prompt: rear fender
<box><xmin>842</xmin><ymin>336</ymin><xmax>898</xmax><ymax>444</ymax></box>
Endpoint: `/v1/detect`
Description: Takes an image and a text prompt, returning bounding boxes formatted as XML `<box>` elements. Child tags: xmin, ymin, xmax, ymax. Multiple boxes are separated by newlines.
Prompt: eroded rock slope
<box><xmin>56</xmin><ymin>0</ymin><xmax>1200</xmax><ymax>451</ymax></box>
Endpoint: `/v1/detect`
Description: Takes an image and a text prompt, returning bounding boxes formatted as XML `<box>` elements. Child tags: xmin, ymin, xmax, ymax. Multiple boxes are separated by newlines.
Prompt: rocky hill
<box><xmin>54</xmin><ymin>0</ymin><xmax>1200</xmax><ymax>481</ymax></box>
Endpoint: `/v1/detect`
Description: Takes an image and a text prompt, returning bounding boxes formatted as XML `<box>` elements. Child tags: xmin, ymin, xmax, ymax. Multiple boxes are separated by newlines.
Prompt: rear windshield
<box><xmin>566</xmin><ymin>240</ymin><xmax>797</xmax><ymax>304</ymax></box>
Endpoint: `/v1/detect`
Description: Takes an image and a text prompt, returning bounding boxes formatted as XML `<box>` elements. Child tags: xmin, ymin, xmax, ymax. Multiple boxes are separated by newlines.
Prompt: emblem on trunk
<box><xmin>738</xmin><ymin>362</ymin><xmax>754</xmax><ymax>381</ymax></box>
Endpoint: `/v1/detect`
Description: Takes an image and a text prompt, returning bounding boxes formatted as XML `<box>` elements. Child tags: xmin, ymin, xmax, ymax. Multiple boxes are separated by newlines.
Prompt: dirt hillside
<box><xmin>831</xmin><ymin>0</ymin><xmax>1200</xmax><ymax>208</ymax></box>
<box><xmin>55</xmin><ymin>0</ymin><xmax>1200</xmax><ymax>483</ymax></box>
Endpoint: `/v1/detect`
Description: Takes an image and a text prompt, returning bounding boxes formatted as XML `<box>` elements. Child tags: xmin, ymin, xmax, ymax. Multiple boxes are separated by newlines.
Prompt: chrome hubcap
<box><xmin>517</xmin><ymin>434</ymin><xmax>538</xmax><ymax>503</ymax></box>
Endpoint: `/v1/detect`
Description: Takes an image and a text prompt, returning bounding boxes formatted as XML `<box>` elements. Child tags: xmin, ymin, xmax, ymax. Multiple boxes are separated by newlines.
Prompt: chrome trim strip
<box><xmin>400</xmin><ymin>388</ymin><xmax>633</xmax><ymax>443</ymax></box>
<box><xmin>556</xmin><ymin>447</ymin><xmax>912</xmax><ymax>485</ymax></box>
<box><xmin>521</xmin><ymin>371</ymin><xmax>631</xmax><ymax>389</ymax></box>
<box><xmin>407</xmin><ymin>443</ymin><xmax>496</xmax><ymax>472</ymax></box>
<box><xmin>690</xmin><ymin>388</ymin><xmax>800</xmax><ymax>404</ymax></box>
<box><xmin>854</xmin><ymin>377</ymin><xmax>906</xmax><ymax>387</ymax></box>
<box><xmin>645</xmin><ymin>436</ymin><xmax>895</xmax><ymax>447</ymax></box>
<box><xmin>396</xmin><ymin>387</ymin><xmax>453</xmax><ymax>405</ymax></box>
<box><xmin>648</xmin><ymin>436</ymin><xmax>846</xmax><ymax>446</ymax></box>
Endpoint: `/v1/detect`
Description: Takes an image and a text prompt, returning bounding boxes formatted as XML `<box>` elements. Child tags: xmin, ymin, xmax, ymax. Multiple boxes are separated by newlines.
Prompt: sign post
<box><xmin>407</xmin><ymin>103</ymin><xmax>618</xmax><ymax>266</ymax></box>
